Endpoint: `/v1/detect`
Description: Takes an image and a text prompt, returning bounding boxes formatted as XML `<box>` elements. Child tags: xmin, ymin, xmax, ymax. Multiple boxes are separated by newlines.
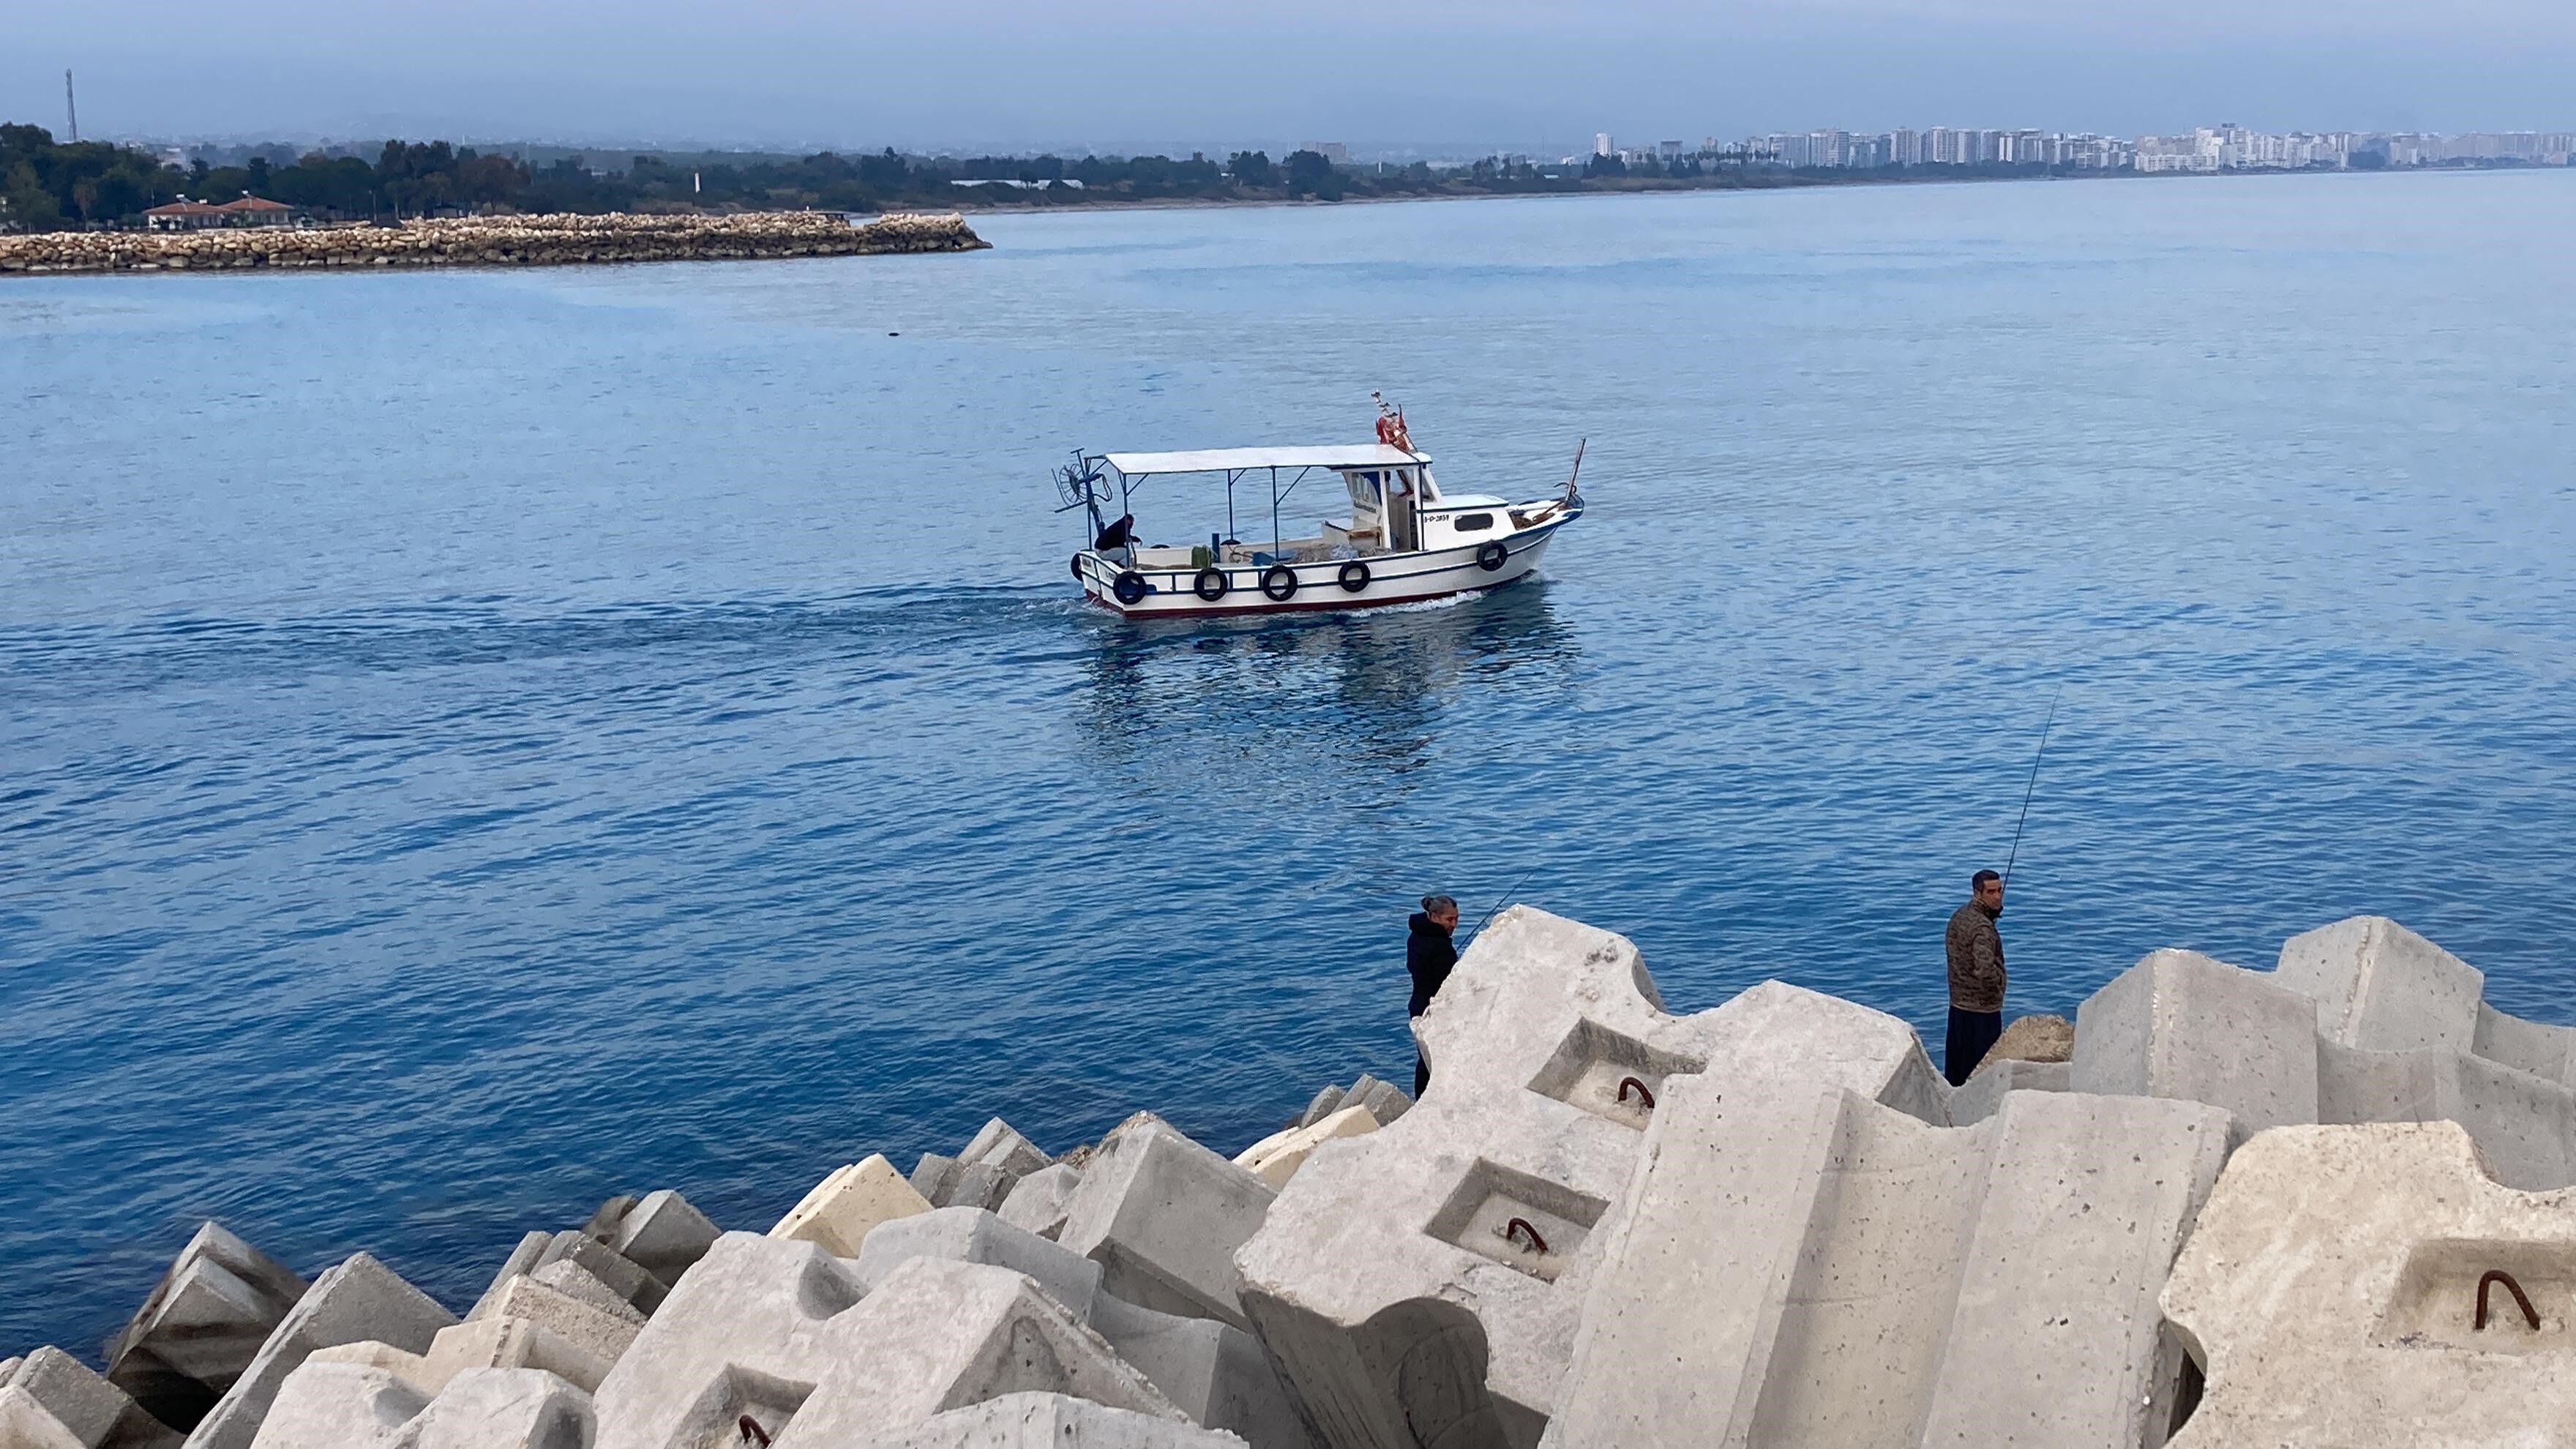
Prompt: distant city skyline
<box><xmin>10</xmin><ymin>0</ymin><xmax>2576</xmax><ymax>157</ymax></box>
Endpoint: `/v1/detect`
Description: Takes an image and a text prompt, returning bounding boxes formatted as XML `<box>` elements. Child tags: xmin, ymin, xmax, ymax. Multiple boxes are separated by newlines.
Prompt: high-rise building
<box><xmin>1595</xmin><ymin>132</ymin><xmax>1613</xmax><ymax>157</ymax></box>
<box><xmin>1890</xmin><ymin>129</ymin><xmax>1921</xmax><ymax>166</ymax></box>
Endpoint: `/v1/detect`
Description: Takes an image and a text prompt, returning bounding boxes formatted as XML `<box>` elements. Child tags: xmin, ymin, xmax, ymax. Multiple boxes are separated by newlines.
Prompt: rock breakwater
<box><xmin>7</xmin><ymin>907</ymin><xmax>2575</xmax><ymax>1447</ymax></box>
<box><xmin>0</xmin><ymin>211</ymin><xmax>989</xmax><ymax>276</ymax></box>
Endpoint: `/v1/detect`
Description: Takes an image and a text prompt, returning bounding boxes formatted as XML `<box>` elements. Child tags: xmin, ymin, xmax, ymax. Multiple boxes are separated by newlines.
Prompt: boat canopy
<box><xmin>1102</xmin><ymin>444</ymin><xmax>1427</xmax><ymax>476</ymax></box>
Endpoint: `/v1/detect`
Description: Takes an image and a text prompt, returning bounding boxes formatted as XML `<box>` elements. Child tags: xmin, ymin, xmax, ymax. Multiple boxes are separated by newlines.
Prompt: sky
<box><xmin>9</xmin><ymin>0</ymin><xmax>2575</xmax><ymax>155</ymax></box>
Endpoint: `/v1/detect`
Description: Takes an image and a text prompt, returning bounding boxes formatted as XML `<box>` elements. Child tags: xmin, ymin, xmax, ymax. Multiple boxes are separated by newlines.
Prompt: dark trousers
<box><xmin>1945</xmin><ymin>1007</ymin><xmax>2004</xmax><ymax>1087</ymax></box>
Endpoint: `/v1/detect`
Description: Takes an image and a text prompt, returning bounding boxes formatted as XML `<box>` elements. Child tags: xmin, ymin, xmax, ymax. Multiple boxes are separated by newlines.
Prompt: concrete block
<box><xmin>484</xmin><ymin>1277</ymin><xmax>644</xmax><ymax>1369</ymax></box>
<box><xmin>1548</xmin><ymin>1085</ymin><xmax>2229</xmax><ymax>1448</ymax></box>
<box><xmin>527</xmin><ymin>1262</ymin><xmax>644</xmax><ymax>1323</ymax></box>
<box><xmin>1057</xmin><ymin>1116</ymin><xmax>1276</xmax><ymax>1330</ymax></box>
<box><xmin>855</xmin><ymin>1207</ymin><xmax>1104</xmax><ymax>1319</ymax></box>
<box><xmin>769</xmin><ymin>1257</ymin><xmax>1183</xmax><ymax>1447</ymax></box>
<box><xmin>2474</xmin><ymin>1000</ymin><xmax>2576</xmax><ymax>1087</ymax></box>
<box><xmin>1232</xmin><ymin>1106</ymin><xmax>1379</xmax><ymax>1189</ymax></box>
<box><xmin>2073</xmin><ymin>948</ymin><xmax>2321</xmax><ymax>1139</ymax></box>
<box><xmin>4</xmin><ymin>1346</ymin><xmax>180</xmax><ymax>1449</ymax></box>
<box><xmin>423</xmin><ymin>1317</ymin><xmax>615</xmax><ymax>1395</ymax></box>
<box><xmin>2317</xmin><ymin>1039</ymin><xmax>2576</xmax><ymax>1191</ymax></box>
<box><xmin>910</xmin><ymin>1153</ymin><xmax>962</xmax><ymax>1206</ymax></box>
<box><xmin>1971</xmin><ymin>1012</ymin><xmax>2073</xmax><ymax>1074</ymax></box>
<box><xmin>1295</xmin><ymin>1086</ymin><xmax>1345</xmax><ymax>1131</ymax></box>
<box><xmin>2273</xmin><ymin>915</ymin><xmax>2483</xmax><ymax>1054</ymax></box>
<box><xmin>2163</xmin><ymin>1121</ymin><xmax>2576</xmax><ymax>1446</ymax></box>
<box><xmin>239</xmin><ymin>1363</ymin><xmax>424</xmax><ymax>1449</ymax></box>
<box><xmin>533</xmin><ymin>1233</ymin><xmax>662</xmax><ymax>1314</ymax></box>
<box><xmin>105</xmin><ymin>1224</ymin><xmax>310</xmax><ymax>1432</ymax></box>
<box><xmin>1946</xmin><ymin>1057</ymin><xmax>2070</xmax><ymax>1126</ymax></box>
<box><xmin>1</xmin><ymin>1388</ymin><xmax>91</xmax><ymax>1449</ymax></box>
<box><xmin>465</xmin><ymin>1234</ymin><xmax>553</xmax><ymax>1322</ymax></box>
<box><xmin>397</xmin><ymin>1368</ymin><xmax>594</xmax><ymax>1449</ymax></box>
<box><xmin>1345</xmin><ymin>1077</ymin><xmax>1409</xmax><ymax>1128</ymax></box>
<box><xmin>247</xmin><ymin>1362</ymin><xmax>594</xmax><ymax>1449</ymax></box>
<box><xmin>607</xmin><ymin>1191</ymin><xmax>720</xmax><ymax>1288</ymax></box>
<box><xmin>998</xmin><ymin>1164</ymin><xmax>1084</xmax><ymax>1243</ymax></box>
<box><xmin>946</xmin><ymin>1162</ymin><xmax>1016</xmax><ymax>1213</ymax></box>
<box><xmin>1088</xmin><ymin>1296</ymin><xmax>1317</xmax><ymax>1449</ymax></box>
<box><xmin>962</xmin><ymin>1118</ymin><xmax>1053</xmax><ymax>1180</ymax></box>
<box><xmin>184</xmin><ymin>1254</ymin><xmax>456</xmax><ymax>1449</ymax></box>
<box><xmin>589</xmin><ymin>1232</ymin><xmax>866</xmax><ymax>1449</ymax></box>
<box><xmin>1238</xmin><ymin>907</ymin><xmax>1943</xmax><ymax>1449</ymax></box>
<box><xmin>864</xmin><ymin>1393</ymin><xmax>1246</xmax><ymax>1448</ymax></box>
<box><xmin>771</xmin><ymin>1155</ymin><xmax>933</xmax><ymax>1258</ymax></box>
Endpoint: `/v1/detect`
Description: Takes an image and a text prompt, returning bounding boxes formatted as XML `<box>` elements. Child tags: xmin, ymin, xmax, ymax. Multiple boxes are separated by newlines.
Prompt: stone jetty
<box><xmin>0</xmin><ymin>211</ymin><xmax>988</xmax><ymax>276</ymax></box>
<box><xmin>9</xmin><ymin>907</ymin><xmax>2576</xmax><ymax>1447</ymax></box>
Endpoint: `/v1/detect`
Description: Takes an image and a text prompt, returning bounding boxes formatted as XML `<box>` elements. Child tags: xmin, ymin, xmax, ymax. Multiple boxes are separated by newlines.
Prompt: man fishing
<box><xmin>1944</xmin><ymin>869</ymin><xmax>2007</xmax><ymax>1085</ymax></box>
<box><xmin>1406</xmin><ymin>894</ymin><xmax>1461</xmax><ymax>1096</ymax></box>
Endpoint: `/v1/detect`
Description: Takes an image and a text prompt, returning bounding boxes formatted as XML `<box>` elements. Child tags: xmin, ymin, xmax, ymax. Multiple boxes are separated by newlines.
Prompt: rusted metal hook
<box><xmin>738</xmin><ymin>1415</ymin><xmax>774</xmax><ymax>1447</ymax></box>
<box><xmin>1501</xmin><ymin>1216</ymin><xmax>1549</xmax><ymax>1254</ymax></box>
<box><xmin>2476</xmin><ymin>1270</ymin><xmax>2542</xmax><ymax>1332</ymax></box>
<box><xmin>1616</xmin><ymin>1076</ymin><xmax>1655</xmax><ymax>1109</ymax></box>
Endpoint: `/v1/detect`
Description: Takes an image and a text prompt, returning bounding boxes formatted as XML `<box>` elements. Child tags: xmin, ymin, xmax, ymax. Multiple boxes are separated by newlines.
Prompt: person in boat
<box><xmin>1093</xmin><ymin>512</ymin><xmax>1137</xmax><ymax>558</ymax></box>
<box><xmin>1407</xmin><ymin>894</ymin><xmax>1461</xmax><ymax>1097</ymax></box>
<box><xmin>1944</xmin><ymin>869</ymin><xmax>2007</xmax><ymax>1085</ymax></box>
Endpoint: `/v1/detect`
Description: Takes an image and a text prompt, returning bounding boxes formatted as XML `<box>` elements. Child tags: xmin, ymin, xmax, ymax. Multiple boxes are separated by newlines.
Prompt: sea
<box><xmin>5</xmin><ymin>169</ymin><xmax>2574</xmax><ymax>1360</ymax></box>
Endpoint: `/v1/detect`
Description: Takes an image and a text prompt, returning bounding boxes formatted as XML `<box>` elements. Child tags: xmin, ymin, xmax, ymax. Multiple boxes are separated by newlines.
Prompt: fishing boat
<box><xmin>1058</xmin><ymin>399</ymin><xmax>1584</xmax><ymax>618</ymax></box>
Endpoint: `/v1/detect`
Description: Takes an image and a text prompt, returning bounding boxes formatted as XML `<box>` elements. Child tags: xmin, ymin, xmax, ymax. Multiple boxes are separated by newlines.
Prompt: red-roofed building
<box><xmin>144</xmin><ymin>195</ymin><xmax>295</xmax><ymax>230</ymax></box>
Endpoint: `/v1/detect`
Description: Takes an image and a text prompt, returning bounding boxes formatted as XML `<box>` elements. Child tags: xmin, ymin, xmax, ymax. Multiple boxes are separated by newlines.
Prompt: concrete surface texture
<box><xmin>861</xmin><ymin>1392</ymin><xmax>1248</xmax><ymax>1447</ymax></box>
<box><xmin>102</xmin><ymin>1224</ymin><xmax>310</xmax><ymax>1433</ymax></box>
<box><xmin>2074</xmin><ymin>920</ymin><xmax>2576</xmax><ymax>1187</ymax></box>
<box><xmin>588</xmin><ymin>1232</ymin><xmax>864</xmax><ymax>1449</ymax></box>
<box><xmin>1549</xmin><ymin>1083</ymin><xmax>2228</xmax><ymax>1448</ymax></box>
<box><xmin>999</xmin><ymin>1164</ymin><xmax>1085</xmax><ymax>1242</ymax></box>
<box><xmin>1232</xmin><ymin>1105</ymin><xmax>1380</xmax><ymax>1189</ymax></box>
<box><xmin>2163</xmin><ymin>1121</ymin><xmax>2576</xmax><ymax>1447</ymax></box>
<box><xmin>602</xmin><ymin>1192</ymin><xmax>720</xmax><ymax>1289</ymax></box>
<box><xmin>1234</xmin><ymin>907</ymin><xmax>1813</xmax><ymax>1449</ymax></box>
<box><xmin>246</xmin><ymin>1362</ymin><xmax>593</xmax><ymax>1449</ymax></box>
<box><xmin>179</xmin><ymin>1253</ymin><xmax>455</xmax><ymax>1449</ymax></box>
<box><xmin>1056</xmin><ymin>1116</ymin><xmax>1277</xmax><ymax>1332</ymax></box>
<box><xmin>1945</xmin><ymin>1057</ymin><xmax>2070</xmax><ymax>1126</ymax></box>
<box><xmin>4</xmin><ymin>1345</ymin><xmax>179</xmax><ymax>1448</ymax></box>
<box><xmin>770</xmin><ymin>1155</ymin><xmax>934</xmax><ymax>1257</ymax></box>
<box><xmin>769</xmin><ymin>1257</ymin><xmax>1183</xmax><ymax>1446</ymax></box>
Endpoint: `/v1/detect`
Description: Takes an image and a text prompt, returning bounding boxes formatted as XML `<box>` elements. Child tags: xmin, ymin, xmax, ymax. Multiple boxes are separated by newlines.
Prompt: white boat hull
<box><xmin>1074</xmin><ymin>515</ymin><xmax>1574</xmax><ymax>619</ymax></box>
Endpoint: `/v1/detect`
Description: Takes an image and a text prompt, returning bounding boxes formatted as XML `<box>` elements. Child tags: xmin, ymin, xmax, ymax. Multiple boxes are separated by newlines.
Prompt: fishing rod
<box><xmin>1469</xmin><ymin>861</ymin><xmax>1547</xmax><ymax>940</ymax></box>
<box><xmin>2002</xmin><ymin>686</ymin><xmax>2063</xmax><ymax>889</ymax></box>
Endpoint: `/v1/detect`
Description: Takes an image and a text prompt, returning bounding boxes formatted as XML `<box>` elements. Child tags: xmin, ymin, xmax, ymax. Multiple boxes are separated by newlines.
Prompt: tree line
<box><xmin>4</xmin><ymin>121</ymin><xmax>1844</xmax><ymax>233</ymax></box>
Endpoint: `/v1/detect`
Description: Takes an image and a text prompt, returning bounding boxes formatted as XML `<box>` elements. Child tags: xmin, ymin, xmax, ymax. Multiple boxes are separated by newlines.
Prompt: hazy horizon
<box><xmin>10</xmin><ymin>0</ymin><xmax>2576</xmax><ymax>156</ymax></box>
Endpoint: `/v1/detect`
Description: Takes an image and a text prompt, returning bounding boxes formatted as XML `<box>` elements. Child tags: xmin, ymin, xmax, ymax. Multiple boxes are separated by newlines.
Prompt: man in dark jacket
<box><xmin>1943</xmin><ymin>869</ymin><xmax>2007</xmax><ymax>1085</ymax></box>
<box><xmin>1407</xmin><ymin>894</ymin><xmax>1461</xmax><ymax>1097</ymax></box>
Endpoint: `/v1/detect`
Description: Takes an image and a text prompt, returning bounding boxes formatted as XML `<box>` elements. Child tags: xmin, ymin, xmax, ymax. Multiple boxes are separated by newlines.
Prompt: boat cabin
<box><xmin>1093</xmin><ymin>445</ymin><xmax>1516</xmax><ymax>569</ymax></box>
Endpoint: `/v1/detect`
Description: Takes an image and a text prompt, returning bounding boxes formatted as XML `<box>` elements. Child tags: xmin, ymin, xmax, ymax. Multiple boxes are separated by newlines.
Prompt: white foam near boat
<box><xmin>1058</xmin><ymin>404</ymin><xmax>1584</xmax><ymax>619</ymax></box>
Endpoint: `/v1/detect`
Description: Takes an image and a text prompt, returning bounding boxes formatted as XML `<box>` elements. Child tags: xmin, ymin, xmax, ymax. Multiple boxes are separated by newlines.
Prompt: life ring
<box><xmin>1112</xmin><ymin>571</ymin><xmax>1150</xmax><ymax>606</ymax></box>
<box><xmin>1069</xmin><ymin>553</ymin><xmax>1086</xmax><ymax>579</ymax></box>
<box><xmin>1261</xmin><ymin>565</ymin><xmax>1298</xmax><ymax>602</ymax></box>
<box><xmin>1475</xmin><ymin>541</ymin><xmax>1509</xmax><ymax>572</ymax></box>
<box><xmin>1337</xmin><ymin>560</ymin><xmax>1371</xmax><ymax>593</ymax></box>
<box><xmin>1193</xmin><ymin>567</ymin><xmax>1230</xmax><ymax>602</ymax></box>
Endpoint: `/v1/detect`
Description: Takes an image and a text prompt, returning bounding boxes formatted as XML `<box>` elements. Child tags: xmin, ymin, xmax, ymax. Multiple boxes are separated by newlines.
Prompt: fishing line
<box><xmin>2002</xmin><ymin>686</ymin><xmax>2063</xmax><ymax>889</ymax></box>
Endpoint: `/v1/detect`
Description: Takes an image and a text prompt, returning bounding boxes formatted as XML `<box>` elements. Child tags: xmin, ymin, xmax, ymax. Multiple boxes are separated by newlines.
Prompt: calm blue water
<box><xmin>6</xmin><ymin>171</ymin><xmax>2574</xmax><ymax>1360</ymax></box>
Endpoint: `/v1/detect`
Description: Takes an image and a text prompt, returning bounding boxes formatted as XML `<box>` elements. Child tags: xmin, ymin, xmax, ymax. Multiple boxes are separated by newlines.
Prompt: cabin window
<box><xmin>1452</xmin><ymin>513</ymin><xmax>1496</xmax><ymax>533</ymax></box>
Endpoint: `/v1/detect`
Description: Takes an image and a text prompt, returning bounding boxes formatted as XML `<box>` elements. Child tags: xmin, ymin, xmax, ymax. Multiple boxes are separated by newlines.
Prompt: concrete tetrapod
<box><xmin>1546</xmin><ymin>1083</ymin><xmax>2229</xmax><ymax>1448</ymax></box>
<box><xmin>2163</xmin><ymin>1121</ymin><xmax>2576</xmax><ymax>1447</ymax></box>
<box><xmin>1232</xmin><ymin>1106</ymin><xmax>1380</xmax><ymax>1189</ymax></box>
<box><xmin>1235</xmin><ymin>907</ymin><xmax>1946</xmax><ymax>1449</ymax></box>
<box><xmin>999</xmin><ymin>1164</ymin><xmax>1085</xmax><ymax>1242</ymax></box>
<box><xmin>181</xmin><ymin>1254</ymin><xmax>457</xmax><ymax>1449</ymax></box>
<box><xmin>103</xmin><ymin>1224</ymin><xmax>310</xmax><ymax>1433</ymax></box>
<box><xmin>770</xmin><ymin>1155</ymin><xmax>933</xmax><ymax>1257</ymax></box>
